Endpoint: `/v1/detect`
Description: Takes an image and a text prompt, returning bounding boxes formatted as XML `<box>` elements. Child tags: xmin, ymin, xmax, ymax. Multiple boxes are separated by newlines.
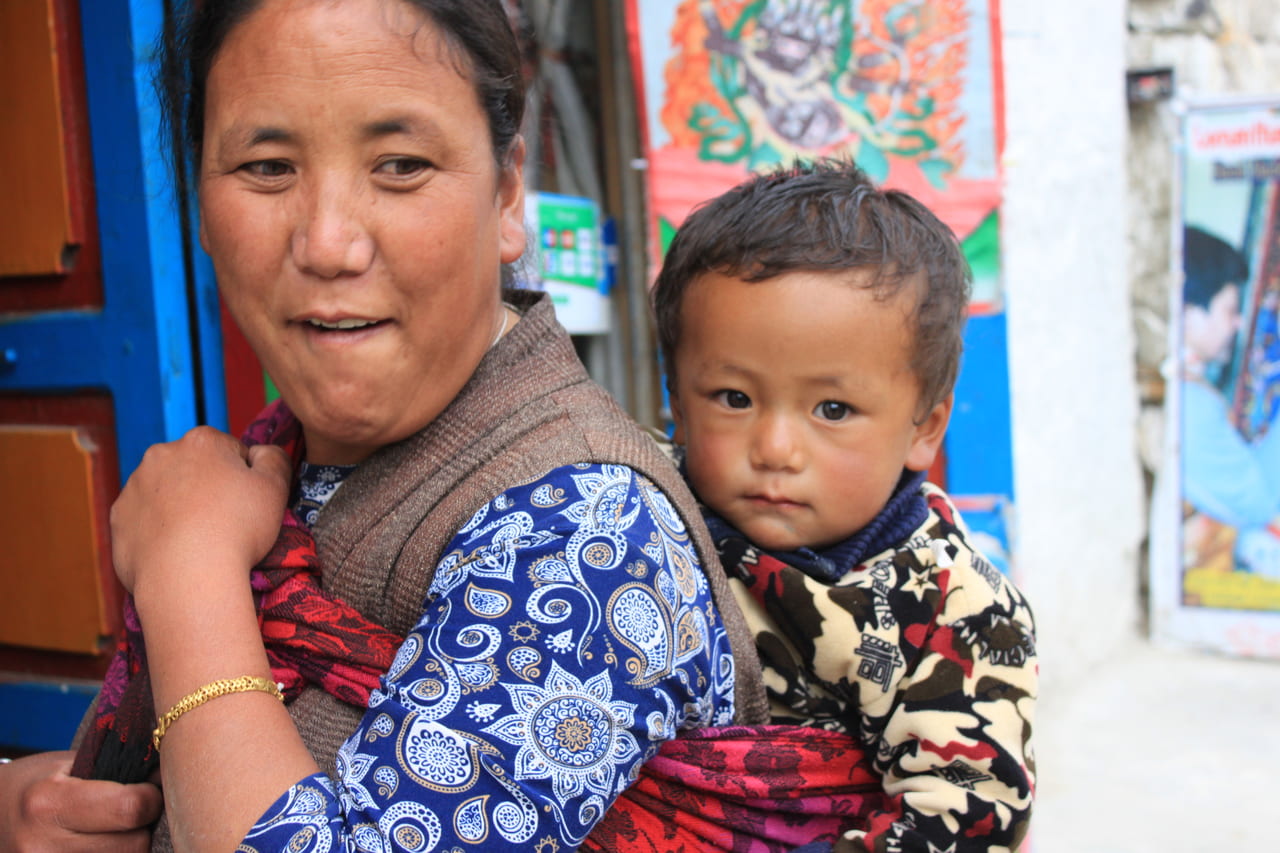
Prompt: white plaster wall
<box><xmin>1001</xmin><ymin>1</ymin><xmax>1146</xmax><ymax>695</ymax></box>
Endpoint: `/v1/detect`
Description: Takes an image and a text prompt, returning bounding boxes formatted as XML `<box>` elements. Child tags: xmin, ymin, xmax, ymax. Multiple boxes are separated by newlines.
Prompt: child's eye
<box><xmin>714</xmin><ymin>390</ymin><xmax>752</xmax><ymax>409</ymax></box>
<box><xmin>814</xmin><ymin>401</ymin><xmax>852</xmax><ymax>422</ymax></box>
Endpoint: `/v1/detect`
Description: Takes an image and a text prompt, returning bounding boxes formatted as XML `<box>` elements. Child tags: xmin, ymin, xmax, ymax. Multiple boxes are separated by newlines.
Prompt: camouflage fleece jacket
<box><xmin>710</xmin><ymin>478</ymin><xmax>1037</xmax><ymax>853</ymax></box>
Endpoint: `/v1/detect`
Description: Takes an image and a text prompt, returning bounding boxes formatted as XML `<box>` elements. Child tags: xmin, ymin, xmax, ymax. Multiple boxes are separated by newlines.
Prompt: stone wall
<box><xmin>1128</xmin><ymin>0</ymin><xmax>1280</xmax><ymax>473</ymax></box>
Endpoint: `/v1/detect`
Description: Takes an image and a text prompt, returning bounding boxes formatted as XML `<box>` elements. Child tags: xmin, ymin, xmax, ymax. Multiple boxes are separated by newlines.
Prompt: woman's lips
<box><xmin>306</xmin><ymin>317</ymin><xmax>382</xmax><ymax>331</ymax></box>
<box><xmin>295</xmin><ymin>316</ymin><xmax>391</xmax><ymax>340</ymax></box>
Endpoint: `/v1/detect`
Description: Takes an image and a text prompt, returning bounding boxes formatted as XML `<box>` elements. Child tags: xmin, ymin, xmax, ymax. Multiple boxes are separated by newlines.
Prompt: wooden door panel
<box><xmin>0</xmin><ymin>394</ymin><xmax>122</xmax><ymax>657</ymax></box>
<box><xmin>0</xmin><ymin>0</ymin><xmax>102</xmax><ymax>313</ymax></box>
<box><xmin>0</xmin><ymin>427</ymin><xmax>107</xmax><ymax>653</ymax></box>
<box><xmin>0</xmin><ymin>0</ymin><xmax>81</xmax><ymax>278</ymax></box>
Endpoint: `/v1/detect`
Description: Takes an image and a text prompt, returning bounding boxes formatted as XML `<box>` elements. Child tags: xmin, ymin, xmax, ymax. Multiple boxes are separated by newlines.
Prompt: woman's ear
<box><xmin>905</xmin><ymin>393</ymin><xmax>953</xmax><ymax>472</ymax></box>
<box><xmin>497</xmin><ymin>137</ymin><xmax>527</xmax><ymax>264</ymax></box>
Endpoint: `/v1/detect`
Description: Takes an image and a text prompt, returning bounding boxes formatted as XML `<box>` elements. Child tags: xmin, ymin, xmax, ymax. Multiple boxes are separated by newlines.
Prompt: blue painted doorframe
<box><xmin>0</xmin><ymin>0</ymin><xmax>225</xmax><ymax>753</ymax></box>
<box><xmin>0</xmin><ymin>0</ymin><xmax>225</xmax><ymax>478</ymax></box>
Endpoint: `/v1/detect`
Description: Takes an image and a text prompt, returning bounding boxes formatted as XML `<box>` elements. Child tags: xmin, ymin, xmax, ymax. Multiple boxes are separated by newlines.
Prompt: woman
<box><xmin>0</xmin><ymin>0</ymin><xmax>766</xmax><ymax>849</ymax></box>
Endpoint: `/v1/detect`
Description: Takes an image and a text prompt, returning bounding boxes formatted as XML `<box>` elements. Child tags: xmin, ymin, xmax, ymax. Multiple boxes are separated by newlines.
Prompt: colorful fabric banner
<box><xmin>627</xmin><ymin>0</ymin><xmax>1005</xmax><ymax>308</ymax></box>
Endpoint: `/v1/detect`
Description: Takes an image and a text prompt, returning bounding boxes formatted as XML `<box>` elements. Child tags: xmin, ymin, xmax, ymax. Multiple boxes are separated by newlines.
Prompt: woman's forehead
<box><xmin>211</xmin><ymin>0</ymin><xmax>463</xmax><ymax>81</ymax></box>
<box><xmin>204</xmin><ymin>0</ymin><xmax>479</xmax><ymax>128</ymax></box>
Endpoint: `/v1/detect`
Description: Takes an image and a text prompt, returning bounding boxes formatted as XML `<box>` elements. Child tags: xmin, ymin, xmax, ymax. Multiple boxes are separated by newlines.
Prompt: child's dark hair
<box><xmin>652</xmin><ymin>158</ymin><xmax>972</xmax><ymax>417</ymax></box>
<box><xmin>1184</xmin><ymin>225</ymin><xmax>1248</xmax><ymax>309</ymax></box>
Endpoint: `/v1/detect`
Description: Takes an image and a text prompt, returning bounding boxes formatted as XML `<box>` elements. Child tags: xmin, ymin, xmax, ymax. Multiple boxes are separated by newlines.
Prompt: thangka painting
<box><xmin>1152</xmin><ymin>97</ymin><xmax>1280</xmax><ymax>659</ymax></box>
<box><xmin>627</xmin><ymin>0</ymin><xmax>1004</xmax><ymax>310</ymax></box>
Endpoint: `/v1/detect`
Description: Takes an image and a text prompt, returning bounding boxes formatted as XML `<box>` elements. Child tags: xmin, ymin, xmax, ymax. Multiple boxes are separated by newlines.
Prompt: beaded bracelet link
<box><xmin>153</xmin><ymin>676</ymin><xmax>284</xmax><ymax>751</ymax></box>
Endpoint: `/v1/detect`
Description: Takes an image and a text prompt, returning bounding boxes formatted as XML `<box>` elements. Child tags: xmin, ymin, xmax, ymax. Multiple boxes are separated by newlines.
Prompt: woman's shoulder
<box><xmin>462</xmin><ymin>462</ymin><xmax>687</xmax><ymax>538</ymax></box>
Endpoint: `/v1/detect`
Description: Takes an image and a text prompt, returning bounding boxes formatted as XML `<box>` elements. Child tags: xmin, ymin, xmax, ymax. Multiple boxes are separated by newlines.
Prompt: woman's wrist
<box><xmin>134</xmin><ymin>568</ymin><xmax>268</xmax><ymax>708</ymax></box>
<box><xmin>131</xmin><ymin>554</ymin><xmax>255</xmax><ymax>621</ymax></box>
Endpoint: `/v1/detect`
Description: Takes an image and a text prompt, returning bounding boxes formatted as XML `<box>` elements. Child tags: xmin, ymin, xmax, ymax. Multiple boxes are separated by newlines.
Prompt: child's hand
<box><xmin>109</xmin><ymin>426</ymin><xmax>291</xmax><ymax>598</ymax></box>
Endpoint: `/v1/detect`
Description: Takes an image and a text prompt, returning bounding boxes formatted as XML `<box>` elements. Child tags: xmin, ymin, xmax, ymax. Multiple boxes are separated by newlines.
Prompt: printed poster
<box><xmin>1152</xmin><ymin>96</ymin><xmax>1280</xmax><ymax>658</ymax></box>
<box><xmin>626</xmin><ymin>0</ymin><xmax>1005</xmax><ymax>310</ymax></box>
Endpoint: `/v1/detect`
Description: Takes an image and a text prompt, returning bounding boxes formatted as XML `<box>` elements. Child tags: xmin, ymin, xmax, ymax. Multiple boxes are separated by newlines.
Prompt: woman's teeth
<box><xmin>308</xmin><ymin>318</ymin><xmax>377</xmax><ymax>330</ymax></box>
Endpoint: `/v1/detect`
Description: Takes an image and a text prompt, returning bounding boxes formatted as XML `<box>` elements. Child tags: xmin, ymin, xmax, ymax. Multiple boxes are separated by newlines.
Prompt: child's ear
<box><xmin>669</xmin><ymin>390</ymin><xmax>687</xmax><ymax>445</ymax></box>
<box><xmin>905</xmin><ymin>393</ymin><xmax>953</xmax><ymax>472</ymax></box>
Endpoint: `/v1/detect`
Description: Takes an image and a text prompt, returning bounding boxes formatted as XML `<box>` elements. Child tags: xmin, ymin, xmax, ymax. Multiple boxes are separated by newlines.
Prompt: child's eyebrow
<box><xmin>803</xmin><ymin>374</ymin><xmax>851</xmax><ymax>387</ymax></box>
<box><xmin>790</xmin><ymin>372</ymin><xmax>867</xmax><ymax>392</ymax></box>
<box><xmin>697</xmin><ymin>362</ymin><xmax>755</xmax><ymax>379</ymax></box>
<box><xmin>706</xmin><ymin>364</ymin><xmax>858</xmax><ymax>386</ymax></box>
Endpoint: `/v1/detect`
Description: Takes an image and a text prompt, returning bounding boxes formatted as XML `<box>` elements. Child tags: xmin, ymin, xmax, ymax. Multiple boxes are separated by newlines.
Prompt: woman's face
<box><xmin>199</xmin><ymin>0</ymin><xmax>526</xmax><ymax>464</ymax></box>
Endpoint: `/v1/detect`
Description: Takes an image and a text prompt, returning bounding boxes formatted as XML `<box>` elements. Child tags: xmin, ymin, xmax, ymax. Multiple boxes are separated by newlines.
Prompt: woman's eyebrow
<box><xmin>363</xmin><ymin>115</ymin><xmax>442</xmax><ymax>140</ymax></box>
<box><xmin>365</xmin><ymin>118</ymin><xmax>410</xmax><ymax>137</ymax></box>
<box><xmin>218</xmin><ymin>118</ymin><xmax>441</xmax><ymax>152</ymax></box>
<box><xmin>214</xmin><ymin>125</ymin><xmax>293</xmax><ymax>150</ymax></box>
<box><xmin>249</xmin><ymin>126</ymin><xmax>292</xmax><ymax>145</ymax></box>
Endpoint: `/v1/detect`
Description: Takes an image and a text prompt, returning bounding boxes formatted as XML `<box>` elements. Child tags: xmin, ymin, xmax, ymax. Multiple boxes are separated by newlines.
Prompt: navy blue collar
<box><xmin>700</xmin><ymin>469</ymin><xmax>929</xmax><ymax>583</ymax></box>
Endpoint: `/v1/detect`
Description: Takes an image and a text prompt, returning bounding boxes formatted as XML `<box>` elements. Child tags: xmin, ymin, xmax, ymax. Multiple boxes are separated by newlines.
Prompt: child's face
<box><xmin>670</xmin><ymin>270</ymin><xmax>950</xmax><ymax>551</ymax></box>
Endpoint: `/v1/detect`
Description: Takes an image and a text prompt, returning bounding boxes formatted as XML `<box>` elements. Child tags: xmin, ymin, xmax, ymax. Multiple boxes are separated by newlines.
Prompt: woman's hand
<box><xmin>110</xmin><ymin>426</ymin><xmax>292</xmax><ymax>599</ymax></box>
<box><xmin>103</xmin><ymin>430</ymin><xmax>320</xmax><ymax>852</ymax></box>
<box><xmin>0</xmin><ymin>751</ymin><xmax>162</xmax><ymax>853</ymax></box>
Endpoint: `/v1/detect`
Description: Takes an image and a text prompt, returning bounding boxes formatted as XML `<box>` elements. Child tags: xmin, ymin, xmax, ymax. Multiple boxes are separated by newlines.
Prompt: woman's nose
<box><xmin>291</xmin><ymin>185</ymin><xmax>375</xmax><ymax>278</ymax></box>
<box><xmin>749</xmin><ymin>414</ymin><xmax>803</xmax><ymax>472</ymax></box>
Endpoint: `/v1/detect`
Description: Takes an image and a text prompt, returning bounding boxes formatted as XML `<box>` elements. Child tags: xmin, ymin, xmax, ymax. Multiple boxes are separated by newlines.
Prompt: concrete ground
<box><xmin>1028</xmin><ymin>637</ymin><xmax>1280</xmax><ymax>852</ymax></box>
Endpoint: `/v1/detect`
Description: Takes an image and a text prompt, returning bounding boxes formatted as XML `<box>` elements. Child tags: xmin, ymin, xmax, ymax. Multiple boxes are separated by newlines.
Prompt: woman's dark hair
<box><xmin>1184</xmin><ymin>225</ymin><xmax>1249</xmax><ymax>309</ymax></box>
<box><xmin>159</xmin><ymin>0</ymin><xmax>526</xmax><ymax>168</ymax></box>
<box><xmin>652</xmin><ymin>158</ymin><xmax>972</xmax><ymax>418</ymax></box>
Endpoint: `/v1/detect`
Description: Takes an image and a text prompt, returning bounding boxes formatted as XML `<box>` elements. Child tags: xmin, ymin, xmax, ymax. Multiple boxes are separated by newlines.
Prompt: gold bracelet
<box><xmin>153</xmin><ymin>676</ymin><xmax>284</xmax><ymax>751</ymax></box>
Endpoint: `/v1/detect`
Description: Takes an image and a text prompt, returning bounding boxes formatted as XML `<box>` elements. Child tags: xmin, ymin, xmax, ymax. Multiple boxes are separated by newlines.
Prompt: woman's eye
<box><xmin>239</xmin><ymin>159</ymin><xmax>292</xmax><ymax>179</ymax></box>
<box><xmin>815</xmin><ymin>401</ymin><xmax>852</xmax><ymax>422</ymax></box>
<box><xmin>376</xmin><ymin>157</ymin><xmax>430</xmax><ymax>178</ymax></box>
<box><xmin>714</xmin><ymin>390</ymin><xmax>751</xmax><ymax>409</ymax></box>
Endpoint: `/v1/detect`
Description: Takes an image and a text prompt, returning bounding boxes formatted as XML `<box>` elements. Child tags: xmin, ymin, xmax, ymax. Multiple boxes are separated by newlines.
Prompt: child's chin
<box><xmin>743</xmin><ymin>522</ymin><xmax>858</xmax><ymax>553</ymax></box>
<box><xmin>737</xmin><ymin>523</ymin><xmax>806</xmax><ymax>553</ymax></box>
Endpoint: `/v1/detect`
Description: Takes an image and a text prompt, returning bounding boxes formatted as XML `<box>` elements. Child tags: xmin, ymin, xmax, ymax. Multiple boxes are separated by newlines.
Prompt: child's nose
<box><xmin>750</xmin><ymin>414</ymin><xmax>803</xmax><ymax>472</ymax></box>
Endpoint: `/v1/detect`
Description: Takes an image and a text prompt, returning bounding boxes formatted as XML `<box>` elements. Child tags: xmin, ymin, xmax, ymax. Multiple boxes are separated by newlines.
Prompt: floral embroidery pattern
<box><xmin>240</xmin><ymin>464</ymin><xmax>734</xmax><ymax>851</ymax></box>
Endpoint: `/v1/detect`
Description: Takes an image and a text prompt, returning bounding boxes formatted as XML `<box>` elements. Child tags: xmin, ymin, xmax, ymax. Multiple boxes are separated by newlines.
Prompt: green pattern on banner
<box><xmin>962</xmin><ymin>211</ymin><xmax>1001</xmax><ymax>310</ymax></box>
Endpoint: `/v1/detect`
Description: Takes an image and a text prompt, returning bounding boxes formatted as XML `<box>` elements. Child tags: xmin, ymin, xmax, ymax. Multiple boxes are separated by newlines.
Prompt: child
<box><xmin>652</xmin><ymin>159</ymin><xmax>1037</xmax><ymax>852</ymax></box>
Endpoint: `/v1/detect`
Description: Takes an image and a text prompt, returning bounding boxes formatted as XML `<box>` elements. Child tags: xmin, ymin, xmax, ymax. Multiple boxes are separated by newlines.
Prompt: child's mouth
<box><xmin>747</xmin><ymin>494</ymin><xmax>803</xmax><ymax>510</ymax></box>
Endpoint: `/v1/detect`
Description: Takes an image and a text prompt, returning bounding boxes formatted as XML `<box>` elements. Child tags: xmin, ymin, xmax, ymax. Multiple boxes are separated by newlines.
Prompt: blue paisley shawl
<box><xmin>238</xmin><ymin>461</ymin><xmax>736</xmax><ymax>851</ymax></box>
